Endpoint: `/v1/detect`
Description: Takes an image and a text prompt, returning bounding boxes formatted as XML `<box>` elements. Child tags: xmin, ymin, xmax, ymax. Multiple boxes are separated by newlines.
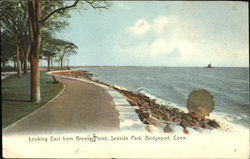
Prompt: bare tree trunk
<box><xmin>16</xmin><ymin>40</ymin><xmax>22</xmax><ymax>78</ymax></box>
<box><xmin>21</xmin><ymin>60</ymin><xmax>23</xmax><ymax>70</ymax></box>
<box><xmin>67</xmin><ymin>58</ymin><xmax>70</xmax><ymax>70</ymax></box>
<box><xmin>60</xmin><ymin>58</ymin><xmax>63</xmax><ymax>70</ymax></box>
<box><xmin>29</xmin><ymin>1</ymin><xmax>41</xmax><ymax>103</ymax></box>
<box><xmin>13</xmin><ymin>57</ymin><xmax>17</xmax><ymax>70</ymax></box>
<box><xmin>24</xmin><ymin>56</ymin><xmax>29</xmax><ymax>73</ymax></box>
<box><xmin>28</xmin><ymin>60</ymin><xmax>31</xmax><ymax>70</ymax></box>
<box><xmin>51</xmin><ymin>58</ymin><xmax>53</xmax><ymax>69</ymax></box>
<box><xmin>31</xmin><ymin>51</ymin><xmax>40</xmax><ymax>103</ymax></box>
<box><xmin>24</xmin><ymin>44</ymin><xmax>31</xmax><ymax>74</ymax></box>
<box><xmin>47</xmin><ymin>56</ymin><xmax>51</xmax><ymax>71</ymax></box>
<box><xmin>2</xmin><ymin>60</ymin><xmax>6</xmax><ymax>68</ymax></box>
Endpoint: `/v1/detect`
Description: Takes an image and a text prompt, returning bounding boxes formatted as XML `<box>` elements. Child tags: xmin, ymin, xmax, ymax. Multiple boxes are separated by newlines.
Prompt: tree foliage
<box><xmin>56</xmin><ymin>39</ymin><xmax>78</xmax><ymax>69</ymax></box>
<box><xmin>1</xmin><ymin>0</ymin><xmax>110</xmax><ymax>103</ymax></box>
<box><xmin>0</xmin><ymin>0</ymin><xmax>29</xmax><ymax>76</ymax></box>
<box><xmin>1</xmin><ymin>31</ymin><xmax>16</xmax><ymax>66</ymax></box>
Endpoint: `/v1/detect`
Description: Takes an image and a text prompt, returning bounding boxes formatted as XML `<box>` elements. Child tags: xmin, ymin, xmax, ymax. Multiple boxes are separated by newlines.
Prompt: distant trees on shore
<box><xmin>42</xmin><ymin>36</ymin><xmax>78</xmax><ymax>70</ymax></box>
<box><xmin>1</xmin><ymin>0</ymin><xmax>110</xmax><ymax>103</ymax></box>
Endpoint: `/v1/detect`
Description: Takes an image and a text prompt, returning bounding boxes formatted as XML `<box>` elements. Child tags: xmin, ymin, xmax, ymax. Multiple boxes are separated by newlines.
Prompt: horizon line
<box><xmin>47</xmin><ymin>65</ymin><xmax>249</xmax><ymax>68</ymax></box>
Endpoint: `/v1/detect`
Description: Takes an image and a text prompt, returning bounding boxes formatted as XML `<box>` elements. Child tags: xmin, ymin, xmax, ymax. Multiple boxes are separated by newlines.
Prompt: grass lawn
<box><xmin>2</xmin><ymin>71</ymin><xmax>63</xmax><ymax>128</ymax></box>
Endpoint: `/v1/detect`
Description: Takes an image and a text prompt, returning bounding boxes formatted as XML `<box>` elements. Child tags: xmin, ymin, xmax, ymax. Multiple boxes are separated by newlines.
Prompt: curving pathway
<box><xmin>3</xmin><ymin>76</ymin><xmax>120</xmax><ymax>135</ymax></box>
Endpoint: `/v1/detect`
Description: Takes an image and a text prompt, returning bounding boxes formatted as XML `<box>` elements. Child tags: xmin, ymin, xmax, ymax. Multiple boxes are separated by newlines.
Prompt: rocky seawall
<box><xmin>51</xmin><ymin>70</ymin><xmax>221</xmax><ymax>134</ymax></box>
<box><xmin>52</xmin><ymin>70</ymin><xmax>93</xmax><ymax>80</ymax></box>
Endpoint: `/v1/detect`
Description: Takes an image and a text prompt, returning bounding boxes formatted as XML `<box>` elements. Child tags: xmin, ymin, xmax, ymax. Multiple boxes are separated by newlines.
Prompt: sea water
<box><xmin>76</xmin><ymin>67</ymin><xmax>249</xmax><ymax>129</ymax></box>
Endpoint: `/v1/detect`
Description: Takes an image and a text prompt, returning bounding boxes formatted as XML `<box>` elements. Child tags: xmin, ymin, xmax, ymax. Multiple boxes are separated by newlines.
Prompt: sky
<box><xmin>55</xmin><ymin>1</ymin><xmax>248</xmax><ymax>67</ymax></box>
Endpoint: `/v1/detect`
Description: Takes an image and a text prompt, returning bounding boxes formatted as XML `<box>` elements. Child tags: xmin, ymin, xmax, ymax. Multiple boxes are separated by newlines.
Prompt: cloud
<box><xmin>127</xmin><ymin>16</ymin><xmax>175</xmax><ymax>36</ymax></box>
<box><xmin>149</xmin><ymin>38</ymin><xmax>176</xmax><ymax>56</ymax></box>
<box><xmin>122</xmin><ymin>16</ymin><xmax>200</xmax><ymax>64</ymax></box>
<box><xmin>152</xmin><ymin>16</ymin><xmax>176</xmax><ymax>35</ymax></box>
<box><xmin>118</xmin><ymin>13</ymin><xmax>248</xmax><ymax>67</ymax></box>
<box><xmin>128</xmin><ymin>19</ymin><xmax>150</xmax><ymax>35</ymax></box>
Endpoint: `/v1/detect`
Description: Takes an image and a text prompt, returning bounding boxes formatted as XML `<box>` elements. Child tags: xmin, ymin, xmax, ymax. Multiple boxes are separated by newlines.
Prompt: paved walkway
<box><xmin>3</xmin><ymin>77</ymin><xmax>120</xmax><ymax>135</ymax></box>
<box><xmin>1</xmin><ymin>72</ymin><xmax>17</xmax><ymax>80</ymax></box>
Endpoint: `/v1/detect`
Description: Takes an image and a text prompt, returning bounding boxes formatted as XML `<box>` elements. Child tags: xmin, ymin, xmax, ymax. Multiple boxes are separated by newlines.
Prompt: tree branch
<box><xmin>85</xmin><ymin>0</ymin><xmax>110</xmax><ymax>9</ymax></box>
<box><xmin>42</xmin><ymin>0</ymin><xmax>80</xmax><ymax>23</ymax></box>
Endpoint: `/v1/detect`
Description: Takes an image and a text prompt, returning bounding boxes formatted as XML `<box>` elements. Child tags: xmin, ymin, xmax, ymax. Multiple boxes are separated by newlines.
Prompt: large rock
<box><xmin>206</xmin><ymin>120</ymin><xmax>220</xmax><ymax>128</ymax></box>
<box><xmin>146</xmin><ymin>116</ymin><xmax>161</xmax><ymax>127</ymax></box>
<box><xmin>182</xmin><ymin>114</ymin><xmax>192</xmax><ymax>121</ymax></box>
<box><xmin>183</xmin><ymin>128</ymin><xmax>189</xmax><ymax>134</ymax></box>
<box><xmin>162</xmin><ymin>113</ymin><xmax>172</xmax><ymax>121</ymax></box>
<box><xmin>163</xmin><ymin>124</ymin><xmax>173</xmax><ymax>133</ymax></box>
<box><xmin>138</xmin><ymin>111</ymin><xmax>149</xmax><ymax>122</ymax></box>
<box><xmin>180</xmin><ymin>120</ymin><xmax>192</xmax><ymax>128</ymax></box>
<box><xmin>172</xmin><ymin>117</ymin><xmax>182</xmax><ymax>124</ymax></box>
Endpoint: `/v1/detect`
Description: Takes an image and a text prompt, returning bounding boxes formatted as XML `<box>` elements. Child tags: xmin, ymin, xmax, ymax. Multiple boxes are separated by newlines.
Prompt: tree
<box><xmin>42</xmin><ymin>14</ymin><xmax>71</xmax><ymax>71</ymax></box>
<box><xmin>19</xmin><ymin>23</ymin><xmax>31</xmax><ymax>74</ymax></box>
<box><xmin>28</xmin><ymin>0</ymin><xmax>110</xmax><ymax>103</ymax></box>
<box><xmin>1</xmin><ymin>31</ymin><xmax>16</xmax><ymax>68</ymax></box>
<box><xmin>57</xmin><ymin>40</ymin><xmax>78</xmax><ymax>69</ymax></box>
<box><xmin>42</xmin><ymin>36</ymin><xmax>78</xmax><ymax>70</ymax></box>
<box><xmin>42</xmin><ymin>34</ymin><xmax>60</xmax><ymax>71</ymax></box>
<box><xmin>0</xmin><ymin>0</ymin><xmax>29</xmax><ymax>77</ymax></box>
